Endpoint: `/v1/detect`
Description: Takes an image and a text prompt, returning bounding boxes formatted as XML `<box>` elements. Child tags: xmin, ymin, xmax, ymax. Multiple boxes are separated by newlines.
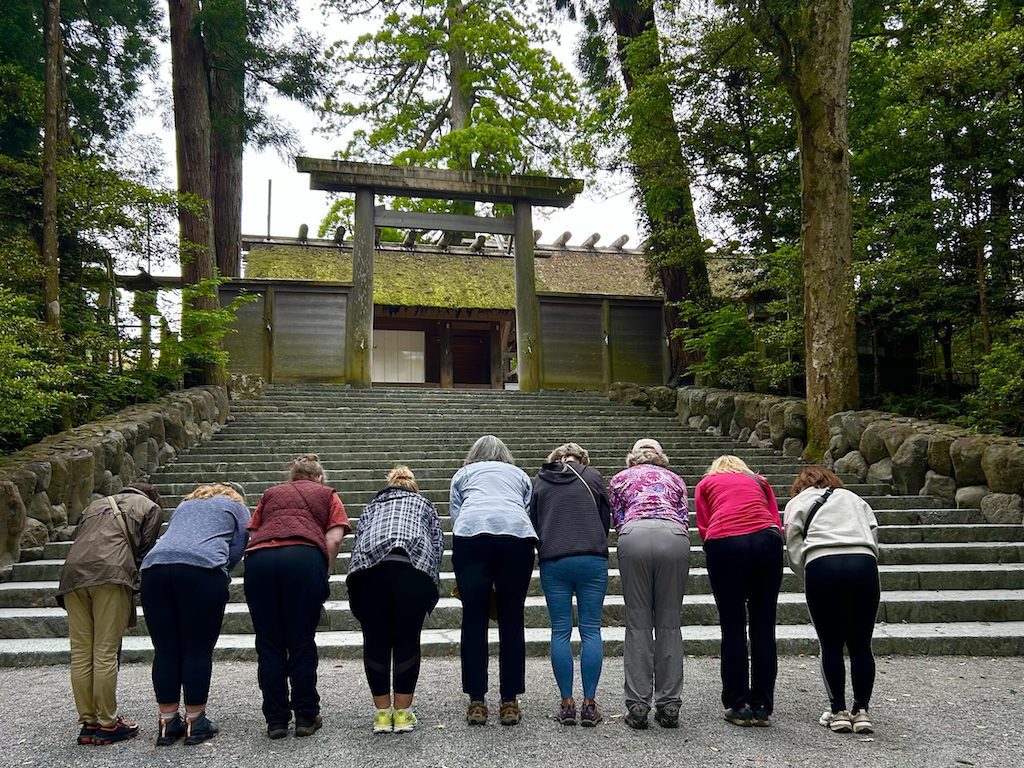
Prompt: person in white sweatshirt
<box><xmin>784</xmin><ymin>466</ymin><xmax>879</xmax><ymax>736</ymax></box>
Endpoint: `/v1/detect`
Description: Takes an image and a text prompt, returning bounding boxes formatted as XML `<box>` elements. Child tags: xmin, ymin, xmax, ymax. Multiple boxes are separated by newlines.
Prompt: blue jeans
<box><xmin>539</xmin><ymin>555</ymin><xmax>608</xmax><ymax>700</ymax></box>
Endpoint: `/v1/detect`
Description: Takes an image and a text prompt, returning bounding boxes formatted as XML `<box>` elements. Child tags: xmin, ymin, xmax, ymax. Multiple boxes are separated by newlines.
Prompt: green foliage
<box><xmin>964</xmin><ymin>315</ymin><xmax>1024</xmax><ymax>434</ymax></box>
<box><xmin>674</xmin><ymin>302</ymin><xmax>760</xmax><ymax>391</ymax></box>
<box><xmin>167</xmin><ymin>279</ymin><xmax>259</xmax><ymax>377</ymax></box>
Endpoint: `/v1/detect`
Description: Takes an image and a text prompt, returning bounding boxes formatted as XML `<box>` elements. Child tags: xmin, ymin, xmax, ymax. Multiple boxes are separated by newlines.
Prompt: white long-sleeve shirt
<box><xmin>783</xmin><ymin>487</ymin><xmax>879</xmax><ymax>578</ymax></box>
<box><xmin>449</xmin><ymin>461</ymin><xmax>537</xmax><ymax>540</ymax></box>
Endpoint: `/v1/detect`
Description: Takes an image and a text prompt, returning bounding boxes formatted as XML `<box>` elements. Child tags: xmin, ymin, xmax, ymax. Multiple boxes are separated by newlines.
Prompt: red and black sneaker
<box><xmin>76</xmin><ymin>722</ymin><xmax>99</xmax><ymax>745</ymax></box>
<box><xmin>93</xmin><ymin>717</ymin><xmax>140</xmax><ymax>745</ymax></box>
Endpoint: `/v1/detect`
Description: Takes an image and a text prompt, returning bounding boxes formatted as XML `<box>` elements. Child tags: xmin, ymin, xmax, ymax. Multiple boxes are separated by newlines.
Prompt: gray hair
<box><xmin>289</xmin><ymin>453</ymin><xmax>326</xmax><ymax>482</ymax></box>
<box><xmin>625</xmin><ymin>444</ymin><xmax>670</xmax><ymax>468</ymax></box>
<box><xmin>464</xmin><ymin>435</ymin><xmax>515</xmax><ymax>465</ymax></box>
<box><xmin>546</xmin><ymin>442</ymin><xmax>590</xmax><ymax>465</ymax></box>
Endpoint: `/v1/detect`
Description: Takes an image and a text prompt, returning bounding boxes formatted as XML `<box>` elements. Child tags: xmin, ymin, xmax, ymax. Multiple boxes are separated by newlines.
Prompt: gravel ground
<box><xmin>0</xmin><ymin>655</ymin><xmax>1020</xmax><ymax>768</ymax></box>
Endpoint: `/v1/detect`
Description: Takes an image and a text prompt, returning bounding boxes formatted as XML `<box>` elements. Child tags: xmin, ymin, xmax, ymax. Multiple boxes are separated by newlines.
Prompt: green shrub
<box><xmin>965</xmin><ymin>315</ymin><xmax>1024</xmax><ymax>434</ymax></box>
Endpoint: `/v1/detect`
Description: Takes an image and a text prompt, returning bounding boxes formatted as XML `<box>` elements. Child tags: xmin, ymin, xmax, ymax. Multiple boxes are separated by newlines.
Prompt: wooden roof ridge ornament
<box><xmin>296</xmin><ymin>157</ymin><xmax>584</xmax><ymax>392</ymax></box>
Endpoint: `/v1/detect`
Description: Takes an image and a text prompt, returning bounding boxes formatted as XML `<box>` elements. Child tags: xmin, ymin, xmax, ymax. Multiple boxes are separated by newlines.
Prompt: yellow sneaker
<box><xmin>373</xmin><ymin>708</ymin><xmax>393</xmax><ymax>734</ymax></box>
<box><xmin>392</xmin><ymin>708</ymin><xmax>417</xmax><ymax>733</ymax></box>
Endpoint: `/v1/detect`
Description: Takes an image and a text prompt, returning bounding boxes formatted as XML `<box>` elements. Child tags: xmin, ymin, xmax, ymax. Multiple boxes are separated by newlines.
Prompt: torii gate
<box><xmin>296</xmin><ymin>158</ymin><xmax>584</xmax><ymax>391</ymax></box>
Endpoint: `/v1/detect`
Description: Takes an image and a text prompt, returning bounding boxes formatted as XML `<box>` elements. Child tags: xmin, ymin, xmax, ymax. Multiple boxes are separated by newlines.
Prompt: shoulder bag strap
<box><xmin>746</xmin><ymin>472</ymin><xmax>772</xmax><ymax>502</ymax></box>
<box><xmin>563</xmin><ymin>462</ymin><xmax>598</xmax><ymax>510</ymax></box>
<box><xmin>800</xmin><ymin>488</ymin><xmax>835</xmax><ymax>540</ymax></box>
<box><xmin>106</xmin><ymin>495</ymin><xmax>139</xmax><ymax>563</ymax></box>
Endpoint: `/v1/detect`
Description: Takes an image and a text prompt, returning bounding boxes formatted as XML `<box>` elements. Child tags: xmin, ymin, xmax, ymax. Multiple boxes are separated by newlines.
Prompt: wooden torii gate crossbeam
<box><xmin>296</xmin><ymin>158</ymin><xmax>584</xmax><ymax>391</ymax></box>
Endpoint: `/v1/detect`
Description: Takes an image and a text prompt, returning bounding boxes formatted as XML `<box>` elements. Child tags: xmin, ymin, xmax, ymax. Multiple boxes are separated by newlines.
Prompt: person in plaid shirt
<box><xmin>347</xmin><ymin>465</ymin><xmax>444</xmax><ymax>733</ymax></box>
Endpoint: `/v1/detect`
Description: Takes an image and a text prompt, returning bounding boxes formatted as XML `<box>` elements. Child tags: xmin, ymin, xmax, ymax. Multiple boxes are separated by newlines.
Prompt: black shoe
<box><xmin>294</xmin><ymin>715</ymin><xmax>322</xmax><ymax>737</ymax></box>
<box><xmin>267</xmin><ymin>722</ymin><xmax>289</xmax><ymax>739</ymax></box>
<box><xmin>77</xmin><ymin>722</ymin><xmax>99</xmax><ymax>745</ymax></box>
<box><xmin>751</xmin><ymin>706</ymin><xmax>771</xmax><ymax>727</ymax></box>
<box><xmin>184</xmin><ymin>712</ymin><xmax>219</xmax><ymax>745</ymax></box>
<box><xmin>654</xmin><ymin>704</ymin><xmax>680</xmax><ymax>729</ymax></box>
<box><xmin>724</xmin><ymin>706</ymin><xmax>754</xmax><ymax>727</ymax></box>
<box><xmin>92</xmin><ymin>717</ymin><xmax>140</xmax><ymax>745</ymax></box>
<box><xmin>156</xmin><ymin>714</ymin><xmax>186</xmax><ymax>746</ymax></box>
<box><xmin>624</xmin><ymin>703</ymin><xmax>650</xmax><ymax>730</ymax></box>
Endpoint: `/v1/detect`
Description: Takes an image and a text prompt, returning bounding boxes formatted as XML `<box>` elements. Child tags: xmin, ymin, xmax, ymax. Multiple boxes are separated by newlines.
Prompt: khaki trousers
<box><xmin>64</xmin><ymin>584</ymin><xmax>133</xmax><ymax>726</ymax></box>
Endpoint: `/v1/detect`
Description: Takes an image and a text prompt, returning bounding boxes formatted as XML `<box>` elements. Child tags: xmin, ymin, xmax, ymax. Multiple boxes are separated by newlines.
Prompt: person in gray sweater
<box><xmin>784</xmin><ymin>466</ymin><xmax>879</xmax><ymax>736</ymax></box>
<box><xmin>140</xmin><ymin>483</ymin><xmax>250</xmax><ymax>746</ymax></box>
<box><xmin>531</xmin><ymin>442</ymin><xmax>611</xmax><ymax>727</ymax></box>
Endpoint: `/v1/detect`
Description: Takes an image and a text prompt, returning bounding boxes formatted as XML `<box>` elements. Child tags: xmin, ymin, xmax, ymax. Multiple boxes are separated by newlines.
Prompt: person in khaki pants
<box><xmin>56</xmin><ymin>483</ymin><xmax>163</xmax><ymax>745</ymax></box>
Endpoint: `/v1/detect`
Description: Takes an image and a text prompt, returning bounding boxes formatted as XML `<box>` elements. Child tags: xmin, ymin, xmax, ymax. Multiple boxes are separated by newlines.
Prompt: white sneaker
<box><xmin>852</xmin><ymin>710</ymin><xmax>873</xmax><ymax>734</ymax></box>
<box><xmin>819</xmin><ymin>710</ymin><xmax>853</xmax><ymax>732</ymax></box>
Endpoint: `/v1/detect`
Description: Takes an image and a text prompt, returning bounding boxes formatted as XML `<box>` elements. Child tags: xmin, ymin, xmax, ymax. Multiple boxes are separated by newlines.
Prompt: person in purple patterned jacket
<box><xmin>347</xmin><ymin>465</ymin><xmax>443</xmax><ymax>734</ymax></box>
<box><xmin>609</xmin><ymin>438</ymin><xmax>691</xmax><ymax>730</ymax></box>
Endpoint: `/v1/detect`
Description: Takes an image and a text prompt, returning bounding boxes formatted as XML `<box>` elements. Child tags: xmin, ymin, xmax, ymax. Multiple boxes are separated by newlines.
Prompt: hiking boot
<box><xmin>392</xmin><ymin>708</ymin><xmax>417</xmax><ymax>733</ymax></box>
<box><xmin>183</xmin><ymin>712</ymin><xmax>219</xmax><ymax>745</ymax></box>
<box><xmin>466</xmin><ymin>700</ymin><xmax>488</xmax><ymax>725</ymax></box>
<box><xmin>77</xmin><ymin>722</ymin><xmax>99</xmax><ymax>745</ymax></box>
<box><xmin>373</xmin><ymin>708</ymin><xmax>393</xmax><ymax>733</ymax></box>
<box><xmin>752</xmin><ymin>706</ymin><xmax>771</xmax><ymax>727</ymax></box>
<box><xmin>819</xmin><ymin>710</ymin><xmax>853</xmax><ymax>733</ymax></box>
<box><xmin>267</xmin><ymin>722</ymin><xmax>289</xmax><ymax>739</ymax></box>
<box><xmin>624</xmin><ymin>703</ymin><xmax>650</xmax><ymax>730</ymax></box>
<box><xmin>556</xmin><ymin>700</ymin><xmax>577</xmax><ymax>726</ymax></box>
<box><xmin>294</xmin><ymin>715</ymin><xmax>322</xmax><ymax>737</ymax></box>
<box><xmin>93</xmin><ymin>717</ymin><xmax>140</xmax><ymax>745</ymax></box>
<box><xmin>724</xmin><ymin>706</ymin><xmax>754</xmax><ymax>727</ymax></box>
<box><xmin>156</xmin><ymin>714</ymin><xmax>186</xmax><ymax>746</ymax></box>
<box><xmin>499</xmin><ymin>700</ymin><xmax>521</xmax><ymax>726</ymax></box>
<box><xmin>851</xmin><ymin>709</ymin><xmax>873</xmax><ymax>734</ymax></box>
<box><xmin>654</xmin><ymin>703</ymin><xmax>680</xmax><ymax>729</ymax></box>
<box><xmin>579</xmin><ymin>701</ymin><xmax>602</xmax><ymax>727</ymax></box>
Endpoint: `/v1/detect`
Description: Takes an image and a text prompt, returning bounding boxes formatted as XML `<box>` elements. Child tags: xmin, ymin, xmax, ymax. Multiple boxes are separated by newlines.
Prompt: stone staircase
<box><xmin>1</xmin><ymin>385</ymin><xmax>1022</xmax><ymax>666</ymax></box>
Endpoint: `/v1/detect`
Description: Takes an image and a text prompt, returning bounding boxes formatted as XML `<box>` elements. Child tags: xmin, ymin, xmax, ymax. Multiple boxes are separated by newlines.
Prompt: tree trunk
<box><xmin>975</xmin><ymin>235</ymin><xmax>992</xmax><ymax>354</ymax></box>
<box><xmin>207</xmin><ymin>0</ymin><xmax>246</xmax><ymax>277</ymax></box>
<box><xmin>773</xmin><ymin>1</ymin><xmax>860</xmax><ymax>458</ymax></box>
<box><xmin>42</xmin><ymin>0</ymin><xmax>62</xmax><ymax>332</ymax></box>
<box><xmin>445</xmin><ymin>2</ymin><xmax>476</xmax><ymax>229</ymax></box>
<box><xmin>608</xmin><ymin>1</ymin><xmax>710</xmax><ymax>382</ymax></box>
<box><xmin>169</xmin><ymin>0</ymin><xmax>222</xmax><ymax>386</ymax></box>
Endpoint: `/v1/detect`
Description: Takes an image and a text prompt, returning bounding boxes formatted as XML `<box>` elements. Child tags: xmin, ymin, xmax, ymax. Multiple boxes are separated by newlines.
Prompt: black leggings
<box><xmin>805</xmin><ymin>554</ymin><xmax>880</xmax><ymax>713</ymax></box>
<box><xmin>141</xmin><ymin>564</ymin><xmax>229</xmax><ymax>706</ymax></box>
<box><xmin>348</xmin><ymin>561</ymin><xmax>438</xmax><ymax>697</ymax></box>
<box><xmin>453</xmin><ymin>534</ymin><xmax>535</xmax><ymax>701</ymax></box>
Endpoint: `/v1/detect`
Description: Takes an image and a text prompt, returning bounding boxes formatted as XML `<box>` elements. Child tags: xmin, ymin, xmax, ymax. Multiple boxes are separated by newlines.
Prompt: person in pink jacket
<box><xmin>695</xmin><ymin>455</ymin><xmax>783</xmax><ymax>728</ymax></box>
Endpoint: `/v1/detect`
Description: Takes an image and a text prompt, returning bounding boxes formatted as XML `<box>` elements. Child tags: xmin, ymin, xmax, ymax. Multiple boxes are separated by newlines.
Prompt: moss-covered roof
<box><xmin>244</xmin><ymin>243</ymin><xmax>659</xmax><ymax>310</ymax></box>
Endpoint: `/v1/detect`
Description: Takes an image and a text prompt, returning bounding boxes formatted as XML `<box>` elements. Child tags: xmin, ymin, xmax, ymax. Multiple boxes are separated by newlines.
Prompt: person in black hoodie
<box><xmin>531</xmin><ymin>442</ymin><xmax>611</xmax><ymax>727</ymax></box>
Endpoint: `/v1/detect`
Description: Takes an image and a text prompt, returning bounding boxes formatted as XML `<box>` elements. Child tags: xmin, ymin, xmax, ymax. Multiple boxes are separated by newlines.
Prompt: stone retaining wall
<box><xmin>0</xmin><ymin>386</ymin><xmax>229</xmax><ymax>573</ymax></box>
<box><xmin>606</xmin><ymin>382</ymin><xmax>1024</xmax><ymax>524</ymax></box>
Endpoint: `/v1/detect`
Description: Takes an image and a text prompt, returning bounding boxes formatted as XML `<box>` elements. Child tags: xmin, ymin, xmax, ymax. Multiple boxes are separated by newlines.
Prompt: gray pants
<box><xmin>618</xmin><ymin>518</ymin><xmax>691</xmax><ymax>710</ymax></box>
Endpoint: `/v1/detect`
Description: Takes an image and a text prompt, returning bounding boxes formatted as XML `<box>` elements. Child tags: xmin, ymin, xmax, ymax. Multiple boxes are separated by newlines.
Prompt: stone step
<box><xmin>6</xmin><ymin>620</ymin><xmax>1022</xmax><ymax>667</ymax></box>
<box><xmin>4</xmin><ymin>590</ymin><xmax>1022</xmax><ymax>641</ymax></box>
<box><xmin>37</xmin><ymin>524</ymin><xmax>1024</xmax><ymax>561</ymax></box>
<box><xmin>13</xmin><ymin>541</ymin><xmax>1024</xmax><ymax>583</ymax></box>
<box><xmin>7</xmin><ymin>563</ymin><xmax>1024</xmax><ymax>609</ymax></box>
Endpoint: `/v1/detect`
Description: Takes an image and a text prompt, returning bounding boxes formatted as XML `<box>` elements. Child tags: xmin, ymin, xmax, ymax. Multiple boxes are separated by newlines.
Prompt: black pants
<box><xmin>452</xmin><ymin>534</ymin><xmax>535</xmax><ymax>701</ymax></box>
<box><xmin>348</xmin><ymin>561</ymin><xmax>438</xmax><ymax>697</ymax></box>
<box><xmin>704</xmin><ymin>528</ymin><xmax>783</xmax><ymax>713</ymax></box>
<box><xmin>141</xmin><ymin>564</ymin><xmax>229</xmax><ymax>706</ymax></box>
<box><xmin>243</xmin><ymin>545</ymin><xmax>329</xmax><ymax>725</ymax></box>
<box><xmin>805</xmin><ymin>554</ymin><xmax>880</xmax><ymax>713</ymax></box>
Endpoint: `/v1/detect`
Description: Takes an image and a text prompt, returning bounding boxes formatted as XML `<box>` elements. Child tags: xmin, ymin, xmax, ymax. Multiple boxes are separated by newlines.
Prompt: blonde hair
<box><xmin>546</xmin><ymin>442</ymin><xmax>590</xmax><ymax>465</ymax></box>
<box><xmin>705</xmin><ymin>454</ymin><xmax>753</xmax><ymax>475</ymax></box>
<box><xmin>289</xmin><ymin>454</ymin><xmax>325</xmax><ymax>482</ymax></box>
<box><xmin>626</xmin><ymin>445</ymin><xmax>669</xmax><ymax>468</ymax></box>
<box><xmin>184</xmin><ymin>483</ymin><xmax>246</xmax><ymax>505</ymax></box>
<box><xmin>387</xmin><ymin>464</ymin><xmax>419</xmax><ymax>492</ymax></box>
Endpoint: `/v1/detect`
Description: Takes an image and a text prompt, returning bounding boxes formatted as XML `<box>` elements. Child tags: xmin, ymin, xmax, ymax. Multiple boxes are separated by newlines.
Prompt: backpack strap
<box><xmin>800</xmin><ymin>488</ymin><xmax>836</xmax><ymax>540</ymax></box>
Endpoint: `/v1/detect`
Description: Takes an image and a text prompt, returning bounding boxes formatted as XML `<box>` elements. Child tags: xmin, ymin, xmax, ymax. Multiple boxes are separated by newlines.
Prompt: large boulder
<box><xmin>0</xmin><ymin>480</ymin><xmax>27</xmax><ymax>567</ymax></box>
<box><xmin>754</xmin><ymin>419</ymin><xmax>771</xmax><ymax>440</ymax></box>
<box><xmin>648</xmin><ymin>386</ymin><xmax>676</xmax><ymax>413</ymax></box>
<box><xmin>927</xmin><ymin>433</ymin><xmax>957</xmax><ymax>477</ymax></box>
<box><xmin>921</xmin><ymin>470</ymin><xmax>956</xmax><ymax>505</ymax></box>
<box><xmin>866</xmin><ymin>458</ymin><xmax>894</xmax><ymax>486</ymax></box>
<box><xmin>783</xmin><ymin>402</ymin><xmax>807</xmax><ymax>440</ymax></box>
<box><xmin>981</xmin><ymin>443</ymin><xmax>1024</xmax><ymax>494</ymax></box>
<box><xmin>881</xmin><ymin>423</ymin><xmax>915</xmax><ymax>458</ymax></box>
<box><xmin>734</xmin><ymin>393</ymin><xmax>762</xmax><ymax>431</ymax></box>
<box><xmin>840</xmin><ymin>412</ymin><xmax>871</xmax><ymax>452</ymax></box>
<box><xmin>47</xmin><ymin>455</ymin><xmax>69</xmax><ymax>507</ymax></box>
<box><xmin>834</xmin><ymin>450</ymin><xmax>869</xmax><ymax>482</ymax></box>
<box><xmin>66</xmin><ymin>448</ymin><xmax>96</xmax><ymax>524</ymax></box>
<box><xmin>829</xmin><ymin>432</ymin><xmax>852</xmax><ymax>460</ymax></box>
<box><xmin>980</xmin><ymin>493</ymin><xmax>1024</xmax><ymax>525</ymax></box>
<box><xmin>859</xmin><ymin>421</ymin><xmax>891</xmax><ymax>464</ymax></box>
<box><xmin>19</xmin><ymin>517</ymin><xmax>48</xmax><ymax>549</ymax></box>
<box><xmin>950</xmin><ymin>436</ymin><xmax>994</xmax><ymax>487</ymax></box>
<box><xmin>955</xmin><ymin>485</ymin><xmax>990</xmax><ymax>510</ymax></box>
<box><xmin>783</xmin><ymin>438</ymin><xmax>805</xmax><ymax>458</ymax></box>
<box><xmin>892</xmin><ymin>433</ymin><xmax>930</xmax><ymax>496</ymax></box>
<box><xmin>676</xmin><ymin>389</ymin><xmax>692</xmax><ymax>423</ymax></box>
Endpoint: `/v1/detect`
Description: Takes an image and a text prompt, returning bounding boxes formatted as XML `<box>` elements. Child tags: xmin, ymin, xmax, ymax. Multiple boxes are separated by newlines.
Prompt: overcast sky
<box><xmin>136</xmin><ymin>3</ymin><xmax>644</xmax><ymax>274</ymax></box>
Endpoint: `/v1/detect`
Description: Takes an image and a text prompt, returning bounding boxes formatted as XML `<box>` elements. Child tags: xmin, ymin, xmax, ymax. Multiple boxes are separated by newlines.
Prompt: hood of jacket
<box><xmin>536</xmin><ymin>461</ymin><xmax>588</xmax><ymax>485</ymax></box>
